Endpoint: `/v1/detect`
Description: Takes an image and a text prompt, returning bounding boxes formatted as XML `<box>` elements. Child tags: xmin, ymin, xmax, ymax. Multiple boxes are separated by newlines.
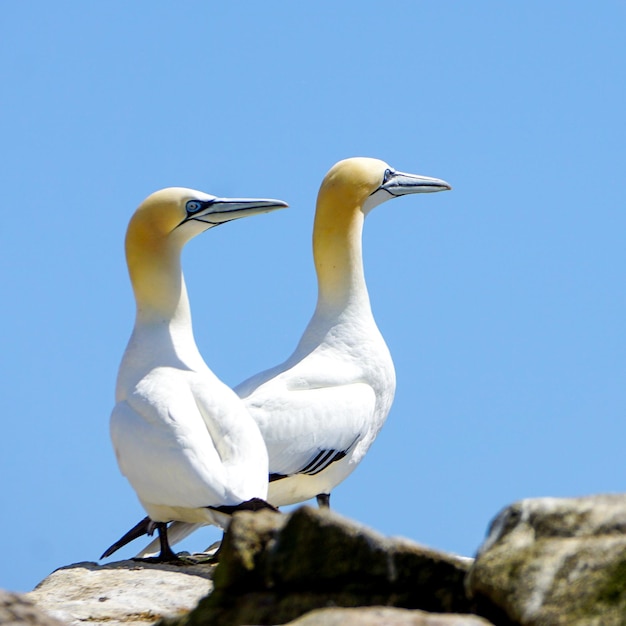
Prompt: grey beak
<box><xmin>379</xmin><ymin>169</ymin><xmax>452</xmax><ymax>197</ymax></box>
<box><xmin>184</xmin><ymin>197</ymin><xmax>289</xmax><ymax>226</ymax></box>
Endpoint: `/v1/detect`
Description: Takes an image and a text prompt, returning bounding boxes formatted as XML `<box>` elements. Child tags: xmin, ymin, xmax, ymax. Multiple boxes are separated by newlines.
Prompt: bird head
<box><xmin>124</xmin><ymin>187</ymin><xmax>288</xmax><ymax>310</ymax></box>
<box><xmin>127</xmin><ymin>187</ymin><xmax>288</xmax><ymax>250</ymax></box>
<box><xmin>318</xmin><ymin>157</ymin><xmax>451</xmax><ymax>216</ymax></box>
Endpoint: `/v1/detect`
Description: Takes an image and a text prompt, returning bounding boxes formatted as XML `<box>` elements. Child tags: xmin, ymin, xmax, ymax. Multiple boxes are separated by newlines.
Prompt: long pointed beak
<box><xmin>380</xmin><ymin>170</ymin><xmax>452</xmax><ymax>197</ymax></box>
<box><xmin>186</xmin><ymin>197</ymin><xmax>288</xmax><ymax>226</ymax></box>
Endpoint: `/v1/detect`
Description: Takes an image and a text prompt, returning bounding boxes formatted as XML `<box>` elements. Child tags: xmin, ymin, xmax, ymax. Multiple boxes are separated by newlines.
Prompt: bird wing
<box><xmin>189</xmin><ymin>374</ymin><xmax>269</xmax><ymax>499</ymax></box>
<box><xmin>111</xmin><ymin>370</ymin><xmax>230</xmax><ymax>509</ymax></box>
<box><xmin>242</xmin><ymin>377</ymin><xmax>376</xmax><ymax>478</ymax></box>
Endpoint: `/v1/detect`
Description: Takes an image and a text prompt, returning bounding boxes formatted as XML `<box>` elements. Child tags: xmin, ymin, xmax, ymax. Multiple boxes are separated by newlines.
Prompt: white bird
<box><xmin>102</xmin><ymin>187</ymin><xmax>287</xmax><ymax>561</ymax></box>
<box><xmin>238</xmin><ymin>157</ymin><xmax>451</xmax><ymax>507</ymax></box>
<box><xmin>104</xmin><ymin>158</ymin><xmax>450</xmax><ymax>558</ymax></box>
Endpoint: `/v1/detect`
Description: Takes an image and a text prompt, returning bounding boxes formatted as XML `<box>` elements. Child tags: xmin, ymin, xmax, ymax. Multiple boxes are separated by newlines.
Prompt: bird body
<box><xmin>107</xmin><ymin>187</ymin><xmax>286</xmax><ymax>556</ymax></box>
<box><xmin>238</xmin><ymin>158</ymin><xmax>449</xmax><ymax>506</ymax></box>
<box><xmin>112</xmin><ymin>334</ymin><xmax>267</xmax><ymax>526</ymax></box>
<box><xmin>236</xmin><ymin>250</ymin><xmax>395</xmax><ymax>505</ymax></box>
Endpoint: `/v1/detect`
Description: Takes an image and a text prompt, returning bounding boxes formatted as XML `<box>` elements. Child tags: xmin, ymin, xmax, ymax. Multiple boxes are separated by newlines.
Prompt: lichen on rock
<box><xmin>467</xmin><ymin>494</ymin><xmax>626</xmax><ymax>625</ymax></box>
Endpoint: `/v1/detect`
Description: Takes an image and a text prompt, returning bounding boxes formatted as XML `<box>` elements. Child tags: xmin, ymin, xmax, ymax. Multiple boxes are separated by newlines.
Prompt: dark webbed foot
<box><xmin>179</xmin><ymin>549</ymin><xmax>220</xmax><ymax>565</ymax></box>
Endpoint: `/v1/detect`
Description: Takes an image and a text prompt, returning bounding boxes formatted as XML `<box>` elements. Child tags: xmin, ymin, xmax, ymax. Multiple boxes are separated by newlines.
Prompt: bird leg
<box><xmin>316</xmin><ymin>493</ymin><xmax>331</xmax><ymax>508</ymax></box>
<box><xmin>130</xmin><ymin>522</ymin><xmax>180</xmax><ymax>563</ymax></box>
<box><xmin>154</xmin><ymin>522</ymin><xmax>179</xmax><ymax>561</ymax></box>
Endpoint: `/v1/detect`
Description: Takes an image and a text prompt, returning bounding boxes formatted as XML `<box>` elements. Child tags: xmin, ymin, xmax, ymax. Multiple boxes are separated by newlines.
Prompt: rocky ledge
<box><xmin>11</xmin><ymin>494</ymin><xmax>626</xmax><ymax>626</ymax></box>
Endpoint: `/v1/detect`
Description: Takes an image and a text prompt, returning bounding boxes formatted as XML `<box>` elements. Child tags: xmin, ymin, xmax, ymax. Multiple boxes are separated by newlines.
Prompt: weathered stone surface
<box><xmin>164</xmin><ymin>506</ymin><xmax>474</xmax><ymax>626</ymax></box>
<box><xmin>27</xmin><ymin>559</ymin><xmax>215</xmax><ymax>626</ymax></box>
<box><xmin>467</xmin><ymin>494</ymin><xmax>626</xmax><ymax>626</ymax></box>
<box><xmin>0</xmin><ymin>589</ymin><xmax>66</xmax><ymax>626</ymax></box>
<box><xmin>212</xmin><ymin>506</ymin><xmax>287</xmax><ymax>590</ymax></box>
<box><xmin>283</xmin><ymin>606</ymin><xmax>493</xmax><ymax>625</ymax></box>
<box><xmin>25</xmin><ymin>497</ymin><xmax>626</xmax><ymax>626</ymax></box>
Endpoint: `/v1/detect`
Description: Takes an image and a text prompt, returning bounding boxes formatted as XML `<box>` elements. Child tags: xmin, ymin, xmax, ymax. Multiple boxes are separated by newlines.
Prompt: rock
<box><xmin>283</xmin><ymin>606</ymin><xmax>493</xmax><ymax>625</ymax></box>
<box><xmin>466</xmin><ymin>494</ymin><xmax>626</xmax><ymax>625</ymax></box>
<box><xmin>0</xmin><ymin>589</ymin><xmax>66</xmax><ymax>626</ymax></box>
<box><xmin>163</xmin><ymin>506</ymin><xmax>476</xmax><ymax>626</ymax></box>
<box><xmin>27</xmin><ymin>559</ymin><xmax>215</xmax><ymax>626</ymax></box>
<box><xmin>25</xmin><ymin>497</ymin><xmax>626</xmax><ymax>626</ymax></box>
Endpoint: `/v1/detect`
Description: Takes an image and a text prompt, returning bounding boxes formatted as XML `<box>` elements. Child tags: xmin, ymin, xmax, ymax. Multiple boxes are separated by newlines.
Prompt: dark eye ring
<box><xmin>186</xmin><ymin>200</ymin><xmax>202</xmax><ymax>213</ymax></box>
<box><xmin>382</xmin><ymin>169</ymin><xmax>395</xmax><ymax>184</ymax></box>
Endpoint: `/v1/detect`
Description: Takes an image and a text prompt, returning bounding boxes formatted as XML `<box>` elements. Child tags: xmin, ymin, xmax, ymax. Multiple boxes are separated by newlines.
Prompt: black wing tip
<box><xmin>267</xmin><ymin>449</ymin><xmax>347</xmax><ymax>484</ymax></box>
<box><xmin>100</xmin><ymin>515</ymin><xmax>154</xmax><ymax>560</ymax></box>
<box><xmin>100</xmin><ymin>544</ymin><xmax>120</xmax><ymax>560</ymax></box>
<box><xmin>278</xmin><ymin>439</ymin><xmax>358</xmax><ymax>481</ymax></box>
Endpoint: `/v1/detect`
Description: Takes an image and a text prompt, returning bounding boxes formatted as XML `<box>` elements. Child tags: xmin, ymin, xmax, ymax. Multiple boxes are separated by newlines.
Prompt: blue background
<box><xmin>1</xmin><ymin>2</ymin><xmax>625</xmax><ymax>592</ymax></box>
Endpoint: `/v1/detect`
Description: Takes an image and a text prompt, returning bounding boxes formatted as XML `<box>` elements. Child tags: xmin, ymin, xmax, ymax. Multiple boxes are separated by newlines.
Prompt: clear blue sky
<box><xmin>1</xmin><ymin>2</ymin><xmax>625</xmax><ymax>592</ymax></box>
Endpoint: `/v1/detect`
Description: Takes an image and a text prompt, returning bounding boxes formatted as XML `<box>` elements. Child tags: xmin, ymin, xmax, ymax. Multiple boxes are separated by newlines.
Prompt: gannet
<box><xmin>104</xmin><ymin>158</ymin><xmax>451</xmax><ymax>558</ymax></box>
<box><xmin>237</xmin><ymin>158</ymin><xmax>451</xmax><ymax>507</ymax></box>
<box><xmin>103</xmin><ymin>187</ymin><xmax>287</xmax><ymax>561</ymax></box>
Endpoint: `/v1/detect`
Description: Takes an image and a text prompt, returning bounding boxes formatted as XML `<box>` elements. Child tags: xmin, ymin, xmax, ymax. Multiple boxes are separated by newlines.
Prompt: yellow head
<box><xmin>317</xmin><ymin>157</ymin><xmax>451</xmax><ymax>219</ymax></box>
<box><xmin>312</xmin><ymin>158</ymin><xmax>450</xmax><ymax>304</ymax></box>
<box><xmin>126</xmin><ymin>186</ymin><xmax>288</xmax><ymax>258</ymax></box>
<box><xmin>124</xmin><ymin>187</ymin><xmax>288</xmax><ymax>316</ymax></box>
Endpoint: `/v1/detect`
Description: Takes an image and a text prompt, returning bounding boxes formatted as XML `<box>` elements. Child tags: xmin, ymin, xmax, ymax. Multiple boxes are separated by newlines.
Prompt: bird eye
<box><xmin>382</xmin><ymin>169</ymin><xmax>395</xmax><ymax>184</ymax></box>
<box><xmin>186</xmin><ymin>200</ymin><xmax>202</xmax><ymax>213</ymax></box>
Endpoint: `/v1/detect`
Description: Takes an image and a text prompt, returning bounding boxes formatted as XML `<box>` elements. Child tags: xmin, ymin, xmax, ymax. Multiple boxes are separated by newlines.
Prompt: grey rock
<box><xmin>166</xmin><ymin>506</ymin><xmax>474</xmax><ymax>626</ymax></box>
<box><xmin>0</xmin><ymin>589</ymin><xmax>66</xmax><ymax>626</ymax></box>
<box><xmin>27</xmin><ymin>560</ymin><xmax>215</xmax><ymax>626</ymax></box>
<box><xmin>284</xmin><ymin>606</ymin><xmax>493</xmax><ymax>625</ymax></box>
<box><xmin>467</xmin><ymin>494</ymin><xmax>626</xmax><ymax>625</ymax></box>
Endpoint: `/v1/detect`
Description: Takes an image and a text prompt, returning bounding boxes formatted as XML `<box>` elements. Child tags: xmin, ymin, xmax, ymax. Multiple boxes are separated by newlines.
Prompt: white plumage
<box><xmin>238</xmin><ymin>157</ymin><xmax>450</xmax><ymax>506</ymax></box>
<box><xmin>106</xmin><ymin>187</ymin><xmax>286</xmax><ymax>559</ymax></box>
<box><xmin>106</xmin><ymin>159</ymin><xmax>450</xmax><ymax>558</ymax></box>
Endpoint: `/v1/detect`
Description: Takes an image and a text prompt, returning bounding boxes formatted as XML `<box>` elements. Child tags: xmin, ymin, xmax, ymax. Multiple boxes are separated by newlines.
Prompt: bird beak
<box><xmin>184</xmin><ymin>197</ymin><xmax>289</xmax><ymax>226</ymax></box>
<box><xmin>378</xmin><ymin>170</ymin><xmax>452</xmax><ymax>198</ymax></box>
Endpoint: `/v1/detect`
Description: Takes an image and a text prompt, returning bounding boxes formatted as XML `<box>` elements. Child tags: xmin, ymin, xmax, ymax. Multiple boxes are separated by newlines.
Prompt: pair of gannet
<box><xmin>103</xmin><ymin>158</ymin><xmax>450</xmax><ymax>560</ymax></box>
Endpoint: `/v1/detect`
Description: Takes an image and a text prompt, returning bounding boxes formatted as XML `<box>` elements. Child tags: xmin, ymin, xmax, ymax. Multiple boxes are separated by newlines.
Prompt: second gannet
<box><xmin>237</xmin><ymin>158</ymin><xmax>451</xmax><ymax>507</ymax></box>
<box><xmin>104</xmin><ymin>157</ymin><xmax>451</xmax><ymax>558</ymax></box>
<box><xmin>103</xmin><ymin>186</ymin><xmax>287</xmax><ymax>561</ymax></box>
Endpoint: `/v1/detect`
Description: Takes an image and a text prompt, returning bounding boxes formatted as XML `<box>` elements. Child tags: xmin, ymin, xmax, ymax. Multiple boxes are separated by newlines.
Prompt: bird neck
<box><xmin>312</xmin><ymin>198</ymin><xmax>370</xmax><ymax>313</ymax></box>
<box><xmin>125</xmin><ymin>230</ymin><xmax>193</xmax><ymax>329</ymax></box>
